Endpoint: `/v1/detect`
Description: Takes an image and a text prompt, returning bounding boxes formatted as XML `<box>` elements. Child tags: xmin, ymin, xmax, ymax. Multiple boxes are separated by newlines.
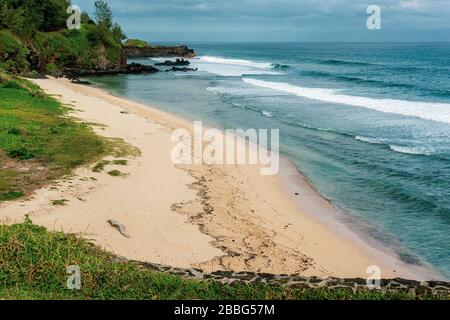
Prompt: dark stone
<box><xmin>167</xmin><ymin>67</ymin><xmax>198</xmax><ymax>72</ymax></box>
<box><xmin>350</xmin><ymin>278</ymin><xmax>367</xmax><ymax>286</ymax></box>
<box><xmin>415</xmin><ymin>285</ymin><xmax>432</xmax><ymax>296</ymax></box>
<box><xmin>233</xmin><ymin>272</ymin><xmax>257</xmax><ymax>281</ymax></box>
<box><xmin>394</xmin><ymin>278</ymin><xmax>420</xmax><ymax>287</ymax></box>
<box><xmin>211</xmin><ymin>271</ymin><xmax>234</xmax><ymax>278</ymax></box>
<box><xmin>258</xmin><ymin>273</ymin><xmax>276</xmax><ymax>280</ymax></box>
<box><xmin>124</xmin><ymin>45</ymin><xmax>196</xmax><ymax>58</ymax></box>
<box><xmin>65</xmin><ymin>63</ymin><xmax>159</xmax><ymax>78</ymax></box>
<box><xmin>155</xmin><ymin>59</ymin><xmax>190</xmax><ymax>66</ymax></box>
<box><xmin>309</xmin><ymin>277</ymin><xmax>324</xmax><ymax>284</ymax></box>
<box><xmin>428</xmin><ymin>281</ymin><xmax>450</xmax><ymax>288</ymax></box>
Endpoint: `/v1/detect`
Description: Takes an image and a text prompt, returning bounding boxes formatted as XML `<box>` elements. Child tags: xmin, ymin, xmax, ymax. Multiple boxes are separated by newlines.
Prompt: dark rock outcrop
<box><xmin>124</xmin><ymin>45</ymin><xmax>196</xmax><ymax>58</ymax></box>
<box><xmin>65</xmin><ymin>63</ymin><xmax>159</xmax><ymax>78</ymax></box>
<box><xmin>155</xmin><ymin>58</ymin><xmax>190</xmax><ymax>66</ymax></box>
<box><xmin>167</xmin><ymin>67</ymin><xmax>198</xmax><ymax>72</ymax></box>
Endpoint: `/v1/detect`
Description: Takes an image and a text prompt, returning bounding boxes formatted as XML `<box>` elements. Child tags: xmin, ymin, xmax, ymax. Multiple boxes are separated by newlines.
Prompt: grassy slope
<box><xmin>0</xmin><ymin>30</ymin><xmax>30</xmax><ymax>74</ymax></box>
<box><xmin>0</xmin><ymin>73</ymin><xmax>110</xmax><ymax>201</ymax></box>
<box><xmin>0</xmin><ymin>27</ymin><xmax>122</xmax><ymax>75</ymax></box>
<box><xmin>2</xmin><ymin>220</ymin><xmax>444</xmax><ymax>300</ymax></box>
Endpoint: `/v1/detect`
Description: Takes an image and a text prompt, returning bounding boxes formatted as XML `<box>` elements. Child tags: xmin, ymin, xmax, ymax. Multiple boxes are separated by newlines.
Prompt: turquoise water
<box><xmin>89</xmin><ymin>43</ymin><xmax>450</xmax><ymax>279</ymax></box>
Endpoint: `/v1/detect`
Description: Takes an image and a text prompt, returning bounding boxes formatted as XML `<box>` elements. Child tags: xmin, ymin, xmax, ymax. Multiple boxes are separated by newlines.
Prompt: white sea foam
<box><xmin>192</xmin><ymin>56</ymin><xmax>281</xmax><ymax>77</ymax></box>
<box><xmin>199</xmin><ymin>56</ymin><xmax>273</xmax><ymax>69</ymax></box>
<box><xmin>355</xmin><ymin>136</ymin><xmax>385</xmax><ymax>144</ymax></box>
<box><xmin>389</xmin><ymin>145</ymin><xmax>432</xmax><ymax>155</ymax></box>
<box><xmin>262</xmin><ymin>111</ymin><xmax>273</xmax><ymax>118</ymax></box>
<box><xmin>242</xmin><ymin>78</ymin><xmax>450</xmax><ymax>124</ymax></box>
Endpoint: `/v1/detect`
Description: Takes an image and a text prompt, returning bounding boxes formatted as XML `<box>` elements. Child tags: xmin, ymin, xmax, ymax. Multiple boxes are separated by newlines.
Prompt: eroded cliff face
<box><xmin>124</xmin><ymin>45</ymin><xmax>196</xmax><ymax>58</ymax></box>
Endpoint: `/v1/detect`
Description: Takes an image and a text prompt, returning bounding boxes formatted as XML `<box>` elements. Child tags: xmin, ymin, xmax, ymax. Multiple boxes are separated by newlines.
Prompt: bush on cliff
<box><xmin>32</xmin><ymin>27</ymin><xmax>122</xmax><ymax>72</ymax></box>
<box><xmin>0</xmin><ymin>0</ymin><xmax>70</xmax><ymax>35</ymax></box>
<box><xmin>0</xmin><ymin>0</ymin><xmax>125</xmax><ymax>75</ymax></box>
<box><xmin>0</xmin><ymin>30</ymin><xmax>30</xmax><ymax>73</ymax></box>
<box><xmin>124</xmin><ymin>39</ymin><xmax>149</xmax><ymax>48</ymax></box>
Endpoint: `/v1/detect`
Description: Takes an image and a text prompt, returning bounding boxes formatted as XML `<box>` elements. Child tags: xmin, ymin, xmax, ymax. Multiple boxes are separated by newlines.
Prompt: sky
<box><xmin>75</xmin><ymin>0</ymin><xmax>450</xmax><ymax>42</ymax></box>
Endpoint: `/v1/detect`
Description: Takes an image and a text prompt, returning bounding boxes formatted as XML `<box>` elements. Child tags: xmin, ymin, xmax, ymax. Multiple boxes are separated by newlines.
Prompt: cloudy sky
<box><xmin>76</xmin><ymin>0</ymin><xmax>450</xmax><ymax>42</ymax></box>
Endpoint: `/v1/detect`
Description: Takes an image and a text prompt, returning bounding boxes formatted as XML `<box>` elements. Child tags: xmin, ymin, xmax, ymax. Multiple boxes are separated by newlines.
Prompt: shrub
<box><xmin>7</xmin><ymin>147</ymin><xmax>36</xmax><ymax>160</ymax></box>
<box><xmin>7</xmin><ymin>127</ymin><xmax>22</xmax><ymax>135</ymax></box>
<box><xmin>124</xmin><ymin>39</ymin><xmax>149</xmax><ymax>48</ymax></box>
<box><xmin>0</xmin><ymin>191</ymin><xmax>24</xmax><ymax>201</ymax></box>
<box><xmin>0</xmin><ymin>30</ymin><xmax>30</xmax><ymax>74</ymax></box>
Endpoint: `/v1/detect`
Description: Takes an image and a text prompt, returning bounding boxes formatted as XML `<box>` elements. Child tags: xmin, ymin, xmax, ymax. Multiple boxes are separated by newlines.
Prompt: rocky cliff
<box><xmin>124</xmin><ymin>45</ymin><xmax>196</xmax><ymax>58</ymax></box>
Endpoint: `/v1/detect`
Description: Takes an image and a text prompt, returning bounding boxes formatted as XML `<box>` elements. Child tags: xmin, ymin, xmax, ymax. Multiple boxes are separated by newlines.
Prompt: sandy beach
<box><xmin>0</xmin><ymin>77</ymin><xmax>434</xmax><ymax>280</ymax></box>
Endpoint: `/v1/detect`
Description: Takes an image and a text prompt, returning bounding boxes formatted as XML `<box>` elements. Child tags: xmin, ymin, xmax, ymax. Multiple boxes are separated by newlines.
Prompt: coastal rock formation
<box><xmin>124</xmin><ymin>45</ymin><xmax>196</xmax><ymax>58</ymax></box>
<box><xmin>155</xmin><ymin>59</ymin><xmax>191</xmax><ymax>66</ymax></box>
<box><xmin>167</xmin><ymin>67</ymin><xmax>198</xmax><ymax>72</ymax></box>
<box><xmin>137</xmin><ymin>261</ymin><xmax>450</xmax><ymax>298</ymax></box>
<box><xmin>65</xmin><ymin>63</ymin><xmax>159</xmax><ymax>77</ymax></box>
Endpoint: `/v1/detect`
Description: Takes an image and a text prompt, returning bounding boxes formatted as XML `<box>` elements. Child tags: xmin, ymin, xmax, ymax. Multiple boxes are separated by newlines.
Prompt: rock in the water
<box><xmin>167</xmin><ymin>67</ymin><xmax>198</xmax><ymax>72</ymax></box>
<box><xmin>155</xmin><ymin>58</ymin><xmax>190</xmax><ymax>66</ymax></box>
<box><xmin>124</xmin><ymin>45</ymin><xmax>196</xmax><ymax>58</ymax></box>
<box><xmin>107</xmin><ymin>219</ymin><xmax>130</xmax><ymax>238</ymax></box>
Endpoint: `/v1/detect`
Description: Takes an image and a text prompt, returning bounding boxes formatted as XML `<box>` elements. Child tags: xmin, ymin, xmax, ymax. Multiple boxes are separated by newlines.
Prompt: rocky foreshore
<box><xmin>64</xmin><ymin>62</ymin><xmax>159</xmax><ymax>78</ymax></box>
<box><xmin>137</xmin><ymin>261</ymin><xmax>450</xmax><ymax>298</ymax></box>
<box><xmin>124</xmin><ymin>45</ymin><xmax>196</xmax><ymax>58</ymax></box>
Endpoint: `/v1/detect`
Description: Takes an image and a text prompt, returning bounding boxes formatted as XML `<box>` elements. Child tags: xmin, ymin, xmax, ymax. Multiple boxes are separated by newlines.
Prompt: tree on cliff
<box><xmin>0</xmin><ymin>0</ymin><xmax>70</xmax><ymax>36</ymax></box>
<box><xmin>94</xmin><ymin>0</ymin><xmax>113</xmax><ymax>30</ymax></box>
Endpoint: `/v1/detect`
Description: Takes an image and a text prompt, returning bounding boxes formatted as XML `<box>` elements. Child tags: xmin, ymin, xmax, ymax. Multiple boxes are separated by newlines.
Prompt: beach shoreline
<box><xmin>0</xmin><ymin>76</ymin><xmax>441</xmax><ymax>280</ymax></box>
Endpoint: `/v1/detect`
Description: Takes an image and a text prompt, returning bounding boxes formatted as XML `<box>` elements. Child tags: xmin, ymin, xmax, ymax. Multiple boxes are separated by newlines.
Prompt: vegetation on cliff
<box><xmin>0</xmin><ymin>0</ymin><xmax>126</xmax><ymax>75</ymax></box>
<box><xmin>124</xmin><ymin>39</ymin><xmax>150</xmax><ymax>48</ymax></box>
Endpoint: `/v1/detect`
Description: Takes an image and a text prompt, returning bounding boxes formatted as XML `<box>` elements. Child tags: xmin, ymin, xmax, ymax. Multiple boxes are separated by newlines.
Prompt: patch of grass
<box><xmin>1</xmin><ymin>221</ymin><xmax>446</xmax><ymax>300</ymax></box>
<box><xmin>7</xmin><ymin>147</ymin><xmax>36</xmax><ymax>160</ymax></box>
<box><xmin>0</xmin><ymin>191</ymin><xmax>24</xmax><ymax>201</ymax></box>
<box><xmin>51</xmin><ymin>199</ymin><xmax>69</xmax><ymax>206</ymax></box>
<box><xmin>107</xmin><ymin>170</ymin><xmax>125</xmax><ymax>177</ymax></box>
<box><xmin>123</xmin><ymin>38</ymin><xmax>149</xmax><ymax>48</ymax></box>
<box><xmin>112</xmin><ymin>160</ymin><xmax>128</xmax><ymax>166</ymax></box>
<box><xmin>106</xmin><ymin>138</ymin><xmax>141</xmax><ymax>158</ymax></box>
<box><xmin>0</xmin><ymin>73</ymin><xmax>139</xmax><ymax>203</ymax></box>
<box><xmin>7</xmin><ymin>127</ymin><xmax>22</xmax><ymax>135</ymax></box>
<box><xmin>92</xmin><ymin>160</ymin><xmax>111</xmax><ymax>173</ymax></box>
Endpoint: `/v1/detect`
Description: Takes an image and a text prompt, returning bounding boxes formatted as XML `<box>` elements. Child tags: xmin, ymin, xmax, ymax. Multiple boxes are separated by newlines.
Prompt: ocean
<box><xmin>88</xmin><ymin>42</ymin><xmax>450</xmax><ymax>279</ymax></box>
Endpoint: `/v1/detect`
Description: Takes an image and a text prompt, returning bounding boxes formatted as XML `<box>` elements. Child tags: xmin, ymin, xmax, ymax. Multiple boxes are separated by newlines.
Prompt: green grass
<box><xmin>0</xmin><ymin>30</ymin><xmax>30</xmax><ymax>74</ymax></box>
<box><xmin>123</xmin><ymin>38</ymin><xmax>149</xmax><ymax>48</ymax></box>
<box><xmin>1</xmin><ymin>220</ymin><xmax>445</xmax><ymax>300</ymax></box>
<box><xmin>107</xmin><ymin>170</ymin><xmax>125</xmax><ymax>177</ymax></box>
<box><xmin>0</xmin><ymin>26</ymin><xmax>123</xmax><ymax>76</ymax></box>
<box><xmin>92</xmin><ymin>160</ymin><xmax>111</xmax><ymax>172</ymax></box>
<box><xmin>33</xmin><ymin>27</ymin><xmax>122</xmax><ymax>73</ymax></box>
<box><xmin>113</xmin><ymin>159</ymin><xmax>128</xmax><ymax>166</ymax></box>
<box><xmin>0</xmin><ymin>191</ymin><xmax>24</xmax><ymax>201</ymax></box>
<box><xmin>0</xmin><ymin>72</ymin><xmax>138</xmax><ymax>202</ymax></box>
<box><xmin>51</xmin><ymin>199</ymin><xmax>69</xmax><ymax>206</ymax></box>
